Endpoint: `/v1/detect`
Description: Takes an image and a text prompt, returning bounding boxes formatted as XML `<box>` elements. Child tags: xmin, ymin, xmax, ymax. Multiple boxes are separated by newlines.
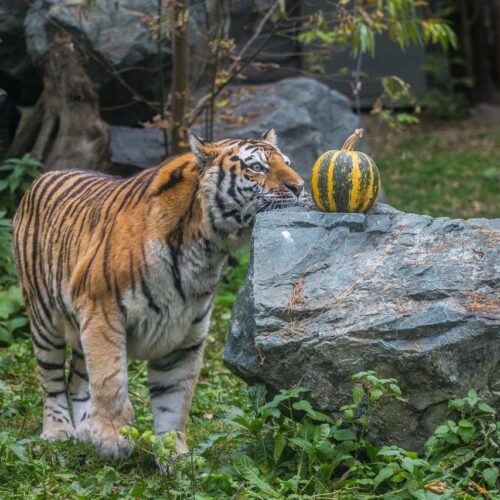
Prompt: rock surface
<box><xmin>24</xmin><ymin>0</ymin><xmax>205</xmax><ymax>125</ymax></box>
<box><xmin>109</xmin><ymin>126</ymin><xmax>167</xmax><ymax>176</ymax></box>
<box><xmin>110</xmin><ymin>78</ymin><xmax>360</xmax><ymax>181</ymax></box>
<box><xmin>224</xmin><ymin>204</ymin><xmax>500</xmax><ymax>451</ymax></box>
<box><xmin>210</xmin><ymin>78</ymin><xmax>360</xmax><ymax>183</ymax></box>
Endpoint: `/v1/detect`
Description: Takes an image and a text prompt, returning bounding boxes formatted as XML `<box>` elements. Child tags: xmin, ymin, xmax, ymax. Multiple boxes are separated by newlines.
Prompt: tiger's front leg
<box><xmin>148</xmin><ymin>341</ymin><xmax>205</xmax><ymax>454</ymax></box>
<box><xmin>78</xmin><ymin>306</ymin><xmax>134</xmax><ymax>459</ymax></box>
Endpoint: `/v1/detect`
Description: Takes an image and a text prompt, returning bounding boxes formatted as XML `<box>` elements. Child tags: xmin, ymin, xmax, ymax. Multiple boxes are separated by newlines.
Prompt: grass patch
<box><xmin>374</xmin><ymin>122</ymin><xmax>500</xmax><ymax>219</ymax></box>
<box><xmin>1</xmin><ymin>124</ymin><xmax>499</xmax><ymax>497</ymax></box>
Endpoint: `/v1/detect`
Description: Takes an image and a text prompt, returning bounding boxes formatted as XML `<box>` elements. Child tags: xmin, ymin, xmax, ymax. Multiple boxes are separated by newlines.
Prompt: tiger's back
<box><xmin>13</xmin><ymin>159</ymin><xmax>199</xmax><ymax>336</ymax></box>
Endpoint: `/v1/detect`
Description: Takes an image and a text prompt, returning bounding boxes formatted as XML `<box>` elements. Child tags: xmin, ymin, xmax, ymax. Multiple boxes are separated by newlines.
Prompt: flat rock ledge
<box><xmin>224</xmin><ymin>204</ymin><xmax>500</xmax><ymax>451</ymax></box>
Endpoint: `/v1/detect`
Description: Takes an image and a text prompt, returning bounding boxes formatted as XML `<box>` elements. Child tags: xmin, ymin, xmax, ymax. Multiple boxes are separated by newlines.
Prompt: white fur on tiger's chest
<box><xmin>124</xmin><ymin>239</ymin><xmax>226</xmax><ymax>360</ymax></box>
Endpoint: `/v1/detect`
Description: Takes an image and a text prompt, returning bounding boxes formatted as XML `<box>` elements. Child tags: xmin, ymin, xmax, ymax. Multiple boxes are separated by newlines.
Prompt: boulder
<box><xmin>24</xmin><ymin>0</ymin><xmax>206</xmax><ymax>125</ymax></box>
<box><xmin>109</xmin><ymin>125</ymin><xmax>167</xmax><ymax>176</ymax></box>
<box><xmin>211</xmin><ymin>78</ymin><xmax>360</xmax><ymax>183</ymax></box>
<box><xmin>224</xmin><ymin>204</ymin><xmax>500</xmax><ymax>451</ymax></box>
<box><xmin>109</xmin><ymin>78</ymin><xmax>360</xmax><ymax>181</ymax></box>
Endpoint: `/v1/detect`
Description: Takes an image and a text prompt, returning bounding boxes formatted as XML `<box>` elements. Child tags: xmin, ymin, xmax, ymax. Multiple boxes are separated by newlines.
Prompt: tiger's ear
<box><xmin>260</xmin><ymin>128</ymin><xmax>277</xmax><ymax>146</ymax></box>
<box><xmin>188</xmin><ymin>133</ymin><xmax>219</xmax><ymax>166</ymax></box>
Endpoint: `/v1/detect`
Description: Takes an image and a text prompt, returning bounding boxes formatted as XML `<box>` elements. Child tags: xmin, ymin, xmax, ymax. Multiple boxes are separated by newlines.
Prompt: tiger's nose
<box><xmin>285</xmin><ymin>181</ymin><xmax>304</xmax><ymax>197</ymax></box>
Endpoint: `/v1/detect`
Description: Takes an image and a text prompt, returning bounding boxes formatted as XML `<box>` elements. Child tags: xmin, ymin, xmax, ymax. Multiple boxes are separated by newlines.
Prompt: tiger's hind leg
<box><xmin>148</xmin><ymin>341</ymin><xmax>205</xmax><ymax>454</ymax></box>
<box><xmin>32</xmin><ymin>324</ymin><xmax>76</xmax><ymax>441</ymax></box>
<box><xmin>68</xmin><ymin>343</ymin><xmax>91</xmax><ymax>438</ymax></box>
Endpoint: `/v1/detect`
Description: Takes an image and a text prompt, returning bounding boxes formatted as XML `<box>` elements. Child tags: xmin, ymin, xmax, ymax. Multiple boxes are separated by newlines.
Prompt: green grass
<box><xmin>1</xmin><ymin>127</ymin><xmax>499</xmax><ymax>498</ymax></box>
<box><xmin>376</xmin><ymin>124</ymin><xmax>500</xmax><ymax>219</ymax></box>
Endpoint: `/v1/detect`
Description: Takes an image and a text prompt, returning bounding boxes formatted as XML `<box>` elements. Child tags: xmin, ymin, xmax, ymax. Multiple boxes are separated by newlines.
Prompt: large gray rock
<box><xmin>24</xmin><ymin>0</ymin><xmax>205</xmax><ymax>125</ymax></box>
<box><xmin>224</xmin><ymin>205</ymin><xmax>500</xmax><ymax>451</ymax></box>
<box><xmin>109</xmin><ymin>125</ymin><xmax>166</xmax><ymax>175</ymax></box>
<box><xmin>109</xmin><ymin>78</ymin><xmax>360</xmax><ymax>180</ymax></box>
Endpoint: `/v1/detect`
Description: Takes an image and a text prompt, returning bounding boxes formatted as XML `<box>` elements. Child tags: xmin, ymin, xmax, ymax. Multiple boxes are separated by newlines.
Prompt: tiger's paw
<box><xmin>82</xmin><ymin>418</ymin><xmax>133</xmax><ymax>459</ymax></box>
<box><xmin>94</xmin><ymin>432</ymin><xmax>133</xmax><ymax>460</ymax></box>
<box><xmin>75</xmin><ymin>419</ymin><xmax>92</xmax><ymax>443</ymax></box>
<box><xmin>41</xmin><ymin>424</ymin><xmax>77</xmax><ymax>442</ymax></box>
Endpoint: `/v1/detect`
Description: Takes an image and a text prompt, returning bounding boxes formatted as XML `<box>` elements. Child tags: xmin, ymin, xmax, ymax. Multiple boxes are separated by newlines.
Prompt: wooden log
<box><xmin>8</xmin><ymin>33</ymin><xmax>110</xmax><ymax>172</ymax></box>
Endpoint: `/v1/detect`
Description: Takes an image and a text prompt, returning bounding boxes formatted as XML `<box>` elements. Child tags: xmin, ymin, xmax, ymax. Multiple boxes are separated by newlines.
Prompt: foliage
<box><xmin>1</xmin><ymin>340</ymin><xmax>498</xmax><ymax>499</ymax></box>
<box><xmin>298</xmin><ymin>0</ymin><xmax>457</xmax><ymax>132</ymax></box>
<box><xmin>371</xmin><ymin>75</ymin><xmax>421</xmax><ymax>131</ymax></box>
<box><xmin>0</xmin><ymin>155</ymin><xmax>42</xmax><ymax>284</ymax></box>
<box><xmin>298</xmin><ymin>0</ymin><xmax>457</xmax><ymax>56</ymax></box>
<box><xmin>0</xmin><ymin>211</ymin><xmax>15</xmax><ymax>286</ymax></box>
<box><xmin>424</xmin><ymin>389</ymin><xmax>499</xmax><ymax>495</ymax></box>
<box><xmin>0</xmin><ymin>285</ymin><xmax>27</xmax><ymax>346</ymax></box>
<box><xmin>418</xmin><ymin>54</ymin><xmax>474</xmax><ymax>120</ymax></box>
<box><xmin>139</xmin><ymin>0</ymin><xmax>459</xmax><ymax>147</ymax></box>
<box><xmin>0</xmin><ymin>154</ymin><xmax>43</xmax><ymax>216</ymax></box>
<box><xmin>0</xmin><ymin>155</ymin><xmax>41</xmax><ymax>345</ymax></box>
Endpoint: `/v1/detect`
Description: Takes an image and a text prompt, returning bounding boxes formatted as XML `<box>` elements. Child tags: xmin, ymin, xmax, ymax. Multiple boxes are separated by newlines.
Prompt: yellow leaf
<box><xmin>215</xmin><ymin>98</ymin><xmax>229</xmax><ymax>108</ymax></box>
<box><xmin>469</xmin><ymin>480</ymin><xmax>489</xmax><ymax>495</ymax></box>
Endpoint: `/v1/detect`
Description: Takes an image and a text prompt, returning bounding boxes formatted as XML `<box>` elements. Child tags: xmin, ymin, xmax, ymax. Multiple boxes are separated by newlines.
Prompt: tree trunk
<box><xmin>491</xmin><ymin>0</ymin><xmax>500</xmax><ymax>84</ymax></box>
<box><xmin>8</xmin><ymin>33</ymin><xmax>110</xmax><ymax>171</ymax></box>
<box><xmin>469</xmin><ymin>0</ymin><xmax>499</xmax><ymax>103</ymax></box>
<box><xmin>170</xmin><ymin>0</ymin><xmax>190</xmax><ymax>154</ymax></box>
<box><xmin>458</xmin><ymin>0</ymin><xmax>474</xmax><ymax>82</ymax></box>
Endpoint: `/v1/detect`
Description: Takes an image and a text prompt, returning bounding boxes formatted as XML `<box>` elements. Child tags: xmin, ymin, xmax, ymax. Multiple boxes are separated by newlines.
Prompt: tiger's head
<box><xmin>190</xmin><ymin>129</ymin><xmax>306</xmax><ymax>237</ymax></box>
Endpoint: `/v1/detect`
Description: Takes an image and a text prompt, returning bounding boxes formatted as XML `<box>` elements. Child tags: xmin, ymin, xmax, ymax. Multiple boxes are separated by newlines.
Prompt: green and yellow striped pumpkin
<box><xmin>310</xmin><ymin>129</ymin><xmax>381</xmax><ymax>213</ymax></box>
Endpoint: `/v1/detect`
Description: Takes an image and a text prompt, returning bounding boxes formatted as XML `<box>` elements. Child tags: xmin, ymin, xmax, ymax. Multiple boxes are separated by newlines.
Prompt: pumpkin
<box><xmin>310</xmin><ymin>129</ymin><xmax>381</xmax><ymax>213</ymax></box>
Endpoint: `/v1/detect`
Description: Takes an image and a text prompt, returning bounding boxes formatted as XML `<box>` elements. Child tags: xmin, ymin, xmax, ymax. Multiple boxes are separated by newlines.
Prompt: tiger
<box><xmin>12</xmin><ymin>129</ymin><xmax>305</xmax><ymax>459</ymax></box>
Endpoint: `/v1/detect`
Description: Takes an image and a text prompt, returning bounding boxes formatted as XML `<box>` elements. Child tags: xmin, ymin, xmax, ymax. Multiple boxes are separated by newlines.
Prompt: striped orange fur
<box><xmin>12</xmin><ymin>129</ymin><xmax>305</xmax><ymax>458</ymax></box>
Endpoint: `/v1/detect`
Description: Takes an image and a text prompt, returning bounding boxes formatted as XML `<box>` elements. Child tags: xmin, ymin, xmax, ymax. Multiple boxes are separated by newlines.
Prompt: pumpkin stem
<box><xmin>341</xmin><ymin>129</ymin><xmax>363</xmax><ymax>151</ymax></box>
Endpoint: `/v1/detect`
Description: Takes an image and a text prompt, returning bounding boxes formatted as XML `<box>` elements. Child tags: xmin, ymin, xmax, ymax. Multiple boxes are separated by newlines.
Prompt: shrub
<box><xmin>0</xmin><ymin>155</ymin><xmax>41</xmax><ymax>345</ymax></box>
<box><xmin>119</xmin><ymin>373</ymin><xmax>499</xmax><ymax>498</ymax></box>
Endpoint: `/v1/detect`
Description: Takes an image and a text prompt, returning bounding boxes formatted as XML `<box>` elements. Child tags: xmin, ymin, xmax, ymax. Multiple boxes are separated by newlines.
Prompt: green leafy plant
<box><xmin>0</xmin><ymin>211</ymin><xmax>16</xmax><ymax>287</ymax></box>
<box><xmin>0</xmin><ymin>155</ymin><xmax>42</xmax><ymax>215</ymax></box>
<box><xmin>371</xmin><ymin>75</ymin><xmax>421</xmax><ymax>131</ymax></box>
<box><xmin>299</xmin><ymin>0</ymin><xmax>457</xmax><ymax>56</ymax></box>
<box><xmin>117</xmin><ymin>372</ymin><xmax>498</xmax><ymax>498</ymax></box>
<box><xmin>0</xmin><ymin>155</ymin><xmax>41</xmax><ymax>345</ymax></box>
<box><xmin>0</xmin><ymin>285</ymin><xmax>27</xmax><ymax>345</ymax></box>
<box><xmin>213</xmin><ymin>373</ymin><xmax>422</xmax><ymax>497</ymax></box>
<box><xmin>425</xmin><ymin>389</ymin><xmax>499</xmax><ymax>496</ymax></box>
<box><xmin>419</xmin><ymin>54</ymin><xmax>473</xmax><ymax>119</ymax></box>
